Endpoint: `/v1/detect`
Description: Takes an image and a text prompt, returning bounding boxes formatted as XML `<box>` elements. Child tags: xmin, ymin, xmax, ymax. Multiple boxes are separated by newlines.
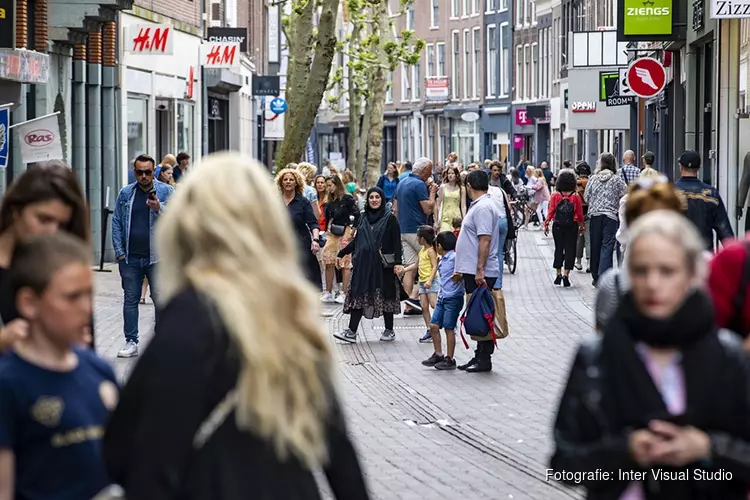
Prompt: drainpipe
<box><xmin>200</xmin><ymin>0</ymin><xmax>208</xmax><ymax>156</ymax></box>
<box><xmin>11</xmin><ymin>0</ymin><xmax>28</xmax><ymax>180</ymax></box>
<box><xmin>34</xmin><ymin>0</ymin><xmax>48</xmax><ymax>117</ymax></box>
<box><xmin>72</xmin><ymin>42</ymin><xmax>87</xmax><ymax>190</ymax></box>
<box><xmin>87</xmin><ymin>31</ymin><xmax>103</xmax><ymax>262</ymax></box>
<box><xmin>101</xmin><ymin>22</ymin><xmax>116</xmax><ymax>261</ymax></box>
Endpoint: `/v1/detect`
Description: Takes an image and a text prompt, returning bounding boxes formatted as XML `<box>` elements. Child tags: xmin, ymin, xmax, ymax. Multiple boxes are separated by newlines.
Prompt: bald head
<box><xmin>623</xmin><ymin>150</ymin><xmax>635</xmax><ymax>164</ymax></box>
<box><xmin>161</xmin><ymin>154</ymin><xmax>177</xmax><ymax>167</ymax></box>
<box><xmin>413</xmin><ymin>157</ymin><xmax>433</xmax><ymax>180</ymax></box>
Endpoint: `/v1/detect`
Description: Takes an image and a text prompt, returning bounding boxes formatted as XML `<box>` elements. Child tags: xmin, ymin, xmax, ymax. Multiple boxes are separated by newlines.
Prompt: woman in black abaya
<box><xmin>333</xmin><ymin>188</ymin><xmax>403</xmax><ymax>344</ymax></box>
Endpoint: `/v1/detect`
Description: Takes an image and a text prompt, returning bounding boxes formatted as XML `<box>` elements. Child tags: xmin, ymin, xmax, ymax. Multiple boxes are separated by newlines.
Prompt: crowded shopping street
<box><xmin>94</xmin><ymin>227</ymin><xmax>590</xmax><ymax>500</ymax></box>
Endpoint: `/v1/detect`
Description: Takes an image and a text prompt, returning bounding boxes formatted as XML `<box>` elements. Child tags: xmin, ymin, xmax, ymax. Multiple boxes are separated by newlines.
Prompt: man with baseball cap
<box><xmin>673</xmin><ymin>150</ymin><xmax>734</xmax><ymax>250</ymax></box>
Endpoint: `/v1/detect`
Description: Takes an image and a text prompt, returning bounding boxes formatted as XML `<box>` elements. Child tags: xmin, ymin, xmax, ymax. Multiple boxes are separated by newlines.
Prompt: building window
<box><xmin>407</xmin><ymin>4</ymin><xmax>414</xmax><ymax>30</ymax></box>
<box><xmin>427</xmin><ymin>116</ymin><xmax>435</xmax><ymax>160</ymax></box>
<box><xmin>413</xmin><ymin>60</ymin><xmax>421</xmax><ymax>100</ymax></box>
<box><xmin>531</xmin><ymin>42</ymin><xmax>538</xmax><ymax>99</ymax></box>
<box><xmin>472</xmin><ymin>27</ymin><xmax>480</xmax><ymax>99</ymax></box>
<box><xmin>499</xmin><ymin>0</ymin><xmax>507</xmax><ymax>10</ymax></box>
<box><xmin>401</xmin><ymin>63</ymin><xmax>411</xmax><ymax>101</ymax></box>
<box><xmin>523</xmin><ymin>0</ymin><xmax>529</xmax><ymax>24</ymax></box>
<box><xmin>538</xmin><ymin>31</ymin><xmax>545</xmax><ymax>98</ymax></box>
<box><xmin>500</xmin><ymin>23</ymin><xmax>509</xmax><ymax>96</ymax></box>
<box><xmin>472</xmin><ymin>0</ymin><xmax>479</xmax><ymax>15</ymax></box>
<box><xmin>463</xmin><ymin>0</ymin><xmax>469</xmax><ymax>16</ymax></box>
<box><xmin>530</xmin><ymin>0</ymin><xmax>536</xmax><ymax>24</ymax></box>
<box><xmin>438</xmin><ymin>116</ymin><xmax>448</xmax><ymax>160</ymax></box>
<box><xmin>486</xmin><ymin>25</ymin><xmax>497</xmax><ymax>97</ymax></box>
<box><xmin>452</xmin><ymin>31</ymin><xmax>460</xmax><ymax>100</ymax></box>
<box><xmin>485</xmin><ymin>0</ymin><xmax>496</xmax><ymax>13</ymax></box>
<box><xmin>523</xmin><ymin>44</ymin><xmax>530</xmax><ymax>100</ymax></box>
<box><xmin>127</xmin><ymin>96</ymin><xmax>148</xmax><ymax>165</ymax></box>
<box><xmin>415</xmin><ymin>116</ymin><xmax>423</xmax><ymax>157</ymax></box>
<box><xmin>437</xmin><ymin>42</ymin><xmax>446</xmax><ymax>76</ymax></box>
<box><xmin>515</xmin><ymin>45</ymin><xmax>522</xmax><ymax>100</ymax></box>
<box><xmin>452</xmin><ymin>0</ymin><xmax>459</xmax><ymax>18</ymax></box>
<box><xmin>427</xmin><ymin>44</ymin><xmax>435</xmax><ymax>77</ymax></box>
<box><xmin>401</xmin><ymin>117</ymin><xmax>411</xmax><ymax>161</ymax></box>
<box><xmin>431</xmin><ymin>0</ymin><xmax>439</xmax><ymax>27</ymax></box>
<box><xmin>176</xmin><ymin>101</ymin><xmax>194</xmax><ymax>161</ymax></box>
<box><xmin>463</xmin><ymin>30</ymin><xmax>469</xmax><ymax>100</ymax></box>
<box><xmin>515</xmin><ymin>0</ymin><xmax>523</xmax><ymax>25</ymax></box>
<box><xmin>386</xmin><ymin>72</ymin><xmax>393</xmax><ymax>103</ymax></box>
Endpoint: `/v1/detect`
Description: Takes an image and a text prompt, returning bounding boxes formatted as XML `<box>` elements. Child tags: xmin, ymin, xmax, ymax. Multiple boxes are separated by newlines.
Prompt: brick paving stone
<box><xmin>94</xmin><ymin>229</ymin><xmax>595</xmax><ymax>499</ymax></box>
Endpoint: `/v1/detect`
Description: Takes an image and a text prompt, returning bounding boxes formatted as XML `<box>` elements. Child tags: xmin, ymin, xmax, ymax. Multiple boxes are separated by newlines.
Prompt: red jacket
<box><xmin>546</xmin><ymin>192</ymin><xmax>584</xmax><ymax>226</ymax></box>
<box><xmin>709</xmin><ymin>237</ymin><xmax>750</xmax><ymax>335</ymax></box>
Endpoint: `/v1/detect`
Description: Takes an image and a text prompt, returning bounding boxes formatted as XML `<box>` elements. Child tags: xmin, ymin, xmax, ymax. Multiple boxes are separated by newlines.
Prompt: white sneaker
<box><xmin>117</xmin><ymin>340</ymin><xmax>139</xmax><ymax>358</ymax></box>
<box><xmin>335</xmin><ymin>293</ymin><xmax>346</xmax><ymax>304</ymax></box>
<box><xmin>321</xmin><ymin>292</ymin><xmax>335</xmax><ymax>303</ymax></box>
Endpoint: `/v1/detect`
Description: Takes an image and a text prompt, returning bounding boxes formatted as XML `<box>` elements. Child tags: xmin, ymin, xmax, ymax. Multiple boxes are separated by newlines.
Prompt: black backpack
<box><xmin>554</xmin><ymin>194</ymin><xmax>576</xmax><ymax>227</ymax></box>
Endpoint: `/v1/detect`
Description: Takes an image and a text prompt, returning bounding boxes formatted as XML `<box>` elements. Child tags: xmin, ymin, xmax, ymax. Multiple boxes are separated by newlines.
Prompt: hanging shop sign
<box><xmin>711</xmin><ymin>0</ymin><xmax>750</xmax><ymax>17</ymax></box>
<box><xmin>0</xmin><ymin>105</ymin><xmax>8</xmax><ymax>168</ymax></box>
<box><xmin>11</xmin><ymin>112</ymin><xmax>63</xmax><ymax>163</ymax></box>
<box><xmin>0</xmin><ymin>0</ymin><xmax>14</xmax><ymax>49</ymax></box>
<box><xmin>0</xmin><ymin>48</ymin><xmax>50</xmax><ymax>83</ymax></box>
<box><xmin>570</xmin><ymin>101</ymin><xmax>597</xmax><ymax>112</ymax></box>
<box><xmin>127</xmin><ymin>24</ymin><xmax>174</xmax><ymax>55</ymax></box>
<box><xmin>515</xmin><ymin>109</ymin><xmax>532</xmax><ymax>126</ymax></box>
<box><xmin>207</xmin><ymin>27</ymin><xmax>248</xmax><ymax>52</ymax></box>
<box><xmin>513</xmin><ymin>134</ymin><xmax>525</xmax><ymax>149</ymax></box>
<box><xmin>626</xmin><ymin>57</ymin><xmax>666</xmax><ymax>98</ymax></box>
<box><xmin>252</xmin><ymin>76</ymin><xmax>280</xmax><ymax>96</ymax></box>
<box><xmin>600</xmin><ymin>70</ymin><xmax>636</xmax><ymax>106</ymax></box>
<box><xmin>200</xmin><ymin>42</ymin><xmax>240</xmax><ymax>69</ymax></box>
<box><xmin>425</xmin><ymin>77</ymin><xmax>449</xmax><ymax>102</ymax></box>
<box><xmin>269</xmin><ymin>97</ymin><xmax>287</xmax><ymax>114</ymax></box>
<box><xmin>622</xmin><ymin>0</ymin><xmax>672</xmax><ymax>36</ymax></box>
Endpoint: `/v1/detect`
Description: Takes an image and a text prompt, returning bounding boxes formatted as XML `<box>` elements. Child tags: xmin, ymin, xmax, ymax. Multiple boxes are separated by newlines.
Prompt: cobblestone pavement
<box><xmin>94</xmin><ymin>228</ymin><xmax>595</xmax><ymax>500</ymax></box>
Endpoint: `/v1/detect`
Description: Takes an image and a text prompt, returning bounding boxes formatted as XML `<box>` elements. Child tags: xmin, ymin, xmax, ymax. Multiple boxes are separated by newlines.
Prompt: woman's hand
<box><xmin>543</xmin><ymin>223</ymin><xmax>549</xmax><ymax>236</ymax></box>
<box><xmin>628</xmin><ymin>429</ymin><xmax>662</xmax><ymax>467</ymax></box>
<box><xmin>311</xmin><ymin>240</ymin><xmax>320</xmax><ymax>254</ymax></box>
<box><xmin>579</xmin><ymin>223</ymin><xmax>586</xmax><ymax>234</ymax></box>
<box><xmin>0</xmin><ymin>319</ymin><xmax>29</xmax><ymax>352</ymax></box>
<box><xmin>394</xmin><ymin>265</ymin><xmax>404</xmax><ymax>276</ymax></box>
<box><xmin>647</xmin><ymin>421</ymin><xmax>711</xmax><ymax>467</ymax></box>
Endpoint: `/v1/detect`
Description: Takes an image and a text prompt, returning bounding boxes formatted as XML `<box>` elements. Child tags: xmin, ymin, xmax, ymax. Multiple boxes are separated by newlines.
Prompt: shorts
<box><xmin>401</xmin><ymin>233</ymin><xmax>420</xmax><ymax>266</ymax></box>
<box><xmin>418</xmin><ymin>280</ymin><xmax>440</xmax><ymax>295</ymax></box>
<box><xmin>463</xmin><ymin>274</ymin><xmax>498</xmax><ymax>294</ymax></box>
<box><xmin>430</xmin><ymin>296</ymin><xmax>464</xmax><ymax>329</ymax></box>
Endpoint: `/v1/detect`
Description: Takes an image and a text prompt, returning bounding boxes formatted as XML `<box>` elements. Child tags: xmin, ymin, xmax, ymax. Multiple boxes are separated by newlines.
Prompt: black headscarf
<box><xmin>349</xmin><ymin>188</ymin><xmax>391</xmax><ymax>299</ymax></box>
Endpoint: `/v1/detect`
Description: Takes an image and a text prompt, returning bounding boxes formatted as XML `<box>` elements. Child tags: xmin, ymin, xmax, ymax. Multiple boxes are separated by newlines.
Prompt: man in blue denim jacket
<box><xmin>112</xmin><ymin>154</ymin><xmax>175</xmax><ymax>357</ymax></box>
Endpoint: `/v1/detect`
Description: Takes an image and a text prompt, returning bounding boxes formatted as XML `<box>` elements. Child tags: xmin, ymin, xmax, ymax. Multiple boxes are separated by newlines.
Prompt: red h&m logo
<box><xmin>128</xmin><ymin>24</ymin><xmax>174</xmax><ymax>55</ymax></box>
<box><xmin>201</xmin><ymin>42</ymin><xmax>240</xmax><ymax>68</ymax></box>
<box><xmin>186</xmin><ymin>66</ymin><xmax>195</xmax><ymax>99</ymax></box>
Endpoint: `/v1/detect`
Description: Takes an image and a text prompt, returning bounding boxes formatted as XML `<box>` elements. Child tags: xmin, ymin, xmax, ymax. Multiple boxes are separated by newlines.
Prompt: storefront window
<box><xmin>451</xmin><ymin>120</ymin><xmax>479</xmax><ymax>165</ymax></box>
<box><xmin>177</xmin><ymin>102</ymin><xmax>194</xmax><ymax>160</ymax></box>
<box><xmin>438</xmin><ymin>116</ymin><xmax>449</xmax><ymax>161</ymax></box>
<box><xmin>127</xmin><ymin>96</ymin><xmax>148</xmax><ymax>164</ymax></box>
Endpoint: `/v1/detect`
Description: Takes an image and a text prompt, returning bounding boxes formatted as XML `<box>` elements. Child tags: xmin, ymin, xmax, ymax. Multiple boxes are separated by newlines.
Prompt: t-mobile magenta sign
<box><xmin>515</xmin><ymin>109</ymin><xmax>531</xmax><ymax>126</ymax></box>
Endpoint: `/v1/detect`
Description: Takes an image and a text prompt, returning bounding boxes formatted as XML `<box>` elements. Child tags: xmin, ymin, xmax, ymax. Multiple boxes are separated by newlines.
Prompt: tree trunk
<box><xmin>284</xmin><ymin>0</ymin><xmax>314</xmax><ymax>140</ymax></box>
<box><xmin>364</xmin><ymin>3</ymin><xmax>390</xmax><ymax>188</ymax></box>
<box><xmin>277</xmin><ymin>0</ymin><xmax>340</xmax><ymax>167</ymax></box>
<box><xmin>357</xmin><ymin>96</ymin><xmax>372</xmax><ymax>185</ymax></box>
<box><xmin>346</xmin><ymin>23</ymin><xmax>361</xmax><ymax>177</ymax></box>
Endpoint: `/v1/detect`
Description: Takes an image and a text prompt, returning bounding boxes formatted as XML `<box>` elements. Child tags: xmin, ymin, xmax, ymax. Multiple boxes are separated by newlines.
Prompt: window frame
<box><xmin>499</xmin><ymin>22</ymin><xmax>509</xmax><ymax>97</ymax></box>
<box><xmin>401</xmin><ymin>62</ymin><xmax>411</xmax><ymax>102</ymax></box>
<box><xmin>412</xmin><ymin>60</ymin><xmax>421</xmax><ymax>101</ymax></box>
<box><xmin>463</xmin><ymin>29</ymin><xmax>470</xmax><ymax>100</ymax></box>
<box><xmin>523</xmin><ymin>43</ymin><xmax>530</xmax><ymax>100</ymax></box>
<box><xmin>486</xmin><ymin>24</ymin><xmax>497</xmax><ymax>98</ymax></box>
<box><xmin>430</xmin><ymin>0</ymin><xmax>440</xmax><ymax>28</ymax></box>
<box><xmin>427</xmin><ymin>44</ymin><xmax>436</xmax><ymax>77</ymax></box>
<box><xmin>437</xmin><ymin>42</ymin><xmax>446</xmax><ymax>77</ymax></box>
<box><xmin>515</xmin><ymin>45</ymin><xmax>522</xmax><ymax>101</ymax></box>
<box><xmin>472</xmin><ymin>26</ymin><xmax>480</xmax><ymax>99</ymax></box>
<box><xmin>451</xmin><ymin>0</ymin><xmax>460</xmax><ymax>18</ymax></box>
<box><xmin>451</xmin><ymin>31</ymin><xmax>460</xmax><ymax>100</ymax></box>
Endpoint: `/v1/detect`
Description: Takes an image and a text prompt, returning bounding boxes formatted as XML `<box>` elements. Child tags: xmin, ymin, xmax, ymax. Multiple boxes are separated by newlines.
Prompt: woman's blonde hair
<box><xmin>275</xmin><ymin>168</ymin><xmax>306</xmax><ymax>195</ymax></box>
<box><xmin>158</xmin><ymin>153</ymin><xmax>335</xmax><ymax>467</ymax></box>
<box><xmin>341</xmin><ymin>170</ymin><xmax>355</xmax><ymax>184</ymax></box>
<box><xmin>640</xmin><ymin>167</ymin><xmax>660</xmax><ymax>179</ymax></box>
<box><xmin>297</xmin><ymin>162</ymin><xmax>317</xmax><ymax>181</ymax></box>
<box><xmin>625</xmin><ymin>179</ymin><xmax>686</xmax><ymax>226</ymax></box>
<box><xmin>533</xmin><ymin>168</ymin><xmax>547</xmax><ymax>184</ymax></box>
<box><xmin>627</xmin><ymin>210</ymin><xmax>707</xmax><ymax>284</ymax></box>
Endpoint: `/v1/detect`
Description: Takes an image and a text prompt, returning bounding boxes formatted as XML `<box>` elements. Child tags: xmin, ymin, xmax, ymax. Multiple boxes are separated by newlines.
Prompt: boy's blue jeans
<box><xmin>118</xmin><ymin>257</ymin><xmax>159</xmax><ymax>344</ymax></box>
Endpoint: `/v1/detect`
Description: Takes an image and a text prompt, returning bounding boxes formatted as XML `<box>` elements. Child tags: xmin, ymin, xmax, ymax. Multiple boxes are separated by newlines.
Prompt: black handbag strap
<box><xmin>729</xmin><ymin>242</ymin><xmax>750</xmax><ymax>335</ymax></box>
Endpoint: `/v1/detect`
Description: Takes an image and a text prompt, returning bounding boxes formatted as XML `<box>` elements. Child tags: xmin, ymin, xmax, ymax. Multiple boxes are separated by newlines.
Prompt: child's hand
<box><xmin>451</xmin><ymin>272</ymin><xmax>463</xmax><ymax>284</ymax></box>
<box><xmin>0</xmin><ymin>319</ymin><xmax>29</xmax><ymax>352</ymax></box>
<box><xmin>425</xmin><ymin>280</ymin><xmax>432</xmax><ymax>289</ymax></box>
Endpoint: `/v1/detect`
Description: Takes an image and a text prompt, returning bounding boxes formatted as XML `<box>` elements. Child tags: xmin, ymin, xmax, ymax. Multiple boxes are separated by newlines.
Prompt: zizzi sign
<box><xmin>711</xmin><ymin>0</ymin><xmax>750</xmax><ymax>18</ymax></box>
<box><xmin>623</xmin><ymin>0</ymin><xmax>672</xmax><ymax>36</ymax></box>
<box><xmin>571</xmin><ymin>102</ymin><xmax>597</xmax><ymax>112</ymax></box>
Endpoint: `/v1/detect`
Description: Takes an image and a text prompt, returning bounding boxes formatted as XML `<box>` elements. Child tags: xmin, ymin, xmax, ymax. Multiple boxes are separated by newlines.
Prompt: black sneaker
<box><xmin>554</xmin><ymin>274</ymin><xmax>562</xmax><ymax>285</ymax></box>
<box><xmin>562</xmin><ymin>276</ymin><xmax>571</xmax><ymax>287</ymax></box>
<box><xmin>422</xmin><ymin>353</ymin><xmax>445</xmax><ymax>367</ymax></box>
<box><xmin>435</xmin><ymin>357</ymin><xmax>457</xmax><ymax>370</ymax></box>
<box><xmin>592</xmin><ymin>278</ymin><xmax>598</xmax><ymax>287</ymax></box>
<box><xmin>586</xmin><ymin>267</ymin><xmax>591</xmax><ymax>273</ymax></box>
<box><xmin>574</xmin><ymin>262</ymin><xmax>583</xmax><ymax>271</ymax></box>
<box><xmin>404</xmin><ymin>308</ymin><xmax>422</xmax><ymax>316</ymax></box>
<box><xmin>333</xmin><ymin>328</ymin><xmax>357</xmax><ymax>343</ymax></box>
<box><xmin>457</xmin><ymin>357</ymin><xmax>477</xmax><ymax>371</ymax></box>
<box><xmin>419</xmin><ymin>331</ymin><xmax>433</xmax><ymax>343</ymax></box>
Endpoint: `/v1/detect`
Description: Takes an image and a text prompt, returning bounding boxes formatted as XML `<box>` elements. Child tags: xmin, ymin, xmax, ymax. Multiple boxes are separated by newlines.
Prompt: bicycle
<box><xmin>504</xmin><ymin>233</ymin><xmax>517</xmax><ymax>274</ymax></box>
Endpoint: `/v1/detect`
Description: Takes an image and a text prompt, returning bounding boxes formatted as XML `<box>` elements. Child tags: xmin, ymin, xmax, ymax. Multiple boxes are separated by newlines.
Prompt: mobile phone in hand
<box><xmin>148</xmin><ymin>187</ymin><xmax>157</xmax><ymax>201</ymax></box>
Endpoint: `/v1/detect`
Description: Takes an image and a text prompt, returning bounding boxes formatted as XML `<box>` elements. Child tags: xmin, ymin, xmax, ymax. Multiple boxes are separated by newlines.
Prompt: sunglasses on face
<box><xmin>135</xmin><ymin>169</ymin><xmax>154</xmax><ymax>177</ymax></box>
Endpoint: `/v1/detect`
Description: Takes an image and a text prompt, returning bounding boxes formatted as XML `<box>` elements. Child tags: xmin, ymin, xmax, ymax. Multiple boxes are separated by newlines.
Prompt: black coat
<box><xmin>104</xmin><ymin>287</ymin><xmax>369</xmax><ymax>500</ymax></box>
<box><xmin>550</xmin><ymin>332</ymin><xmax>750</xmax><ymax>499</ymax></box>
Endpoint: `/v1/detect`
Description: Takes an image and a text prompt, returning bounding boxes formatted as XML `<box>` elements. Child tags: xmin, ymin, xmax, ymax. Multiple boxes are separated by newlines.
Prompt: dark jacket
<box><xmin>286</xmin><ymin>193</ymin><xmax>319</xmax><ymax>251</ymax></box>
<box><xmin>104</xmin><ymin>287</ymin><xmax>369</xmax><ymax>500</ymax></box>
<box><xmin>550</xmin><ymin>332</ymin><xmax>750</xmax><ymax>499</ymax></box>
<box><xmin>674</xmin><ymin>176</ymin><xmax>734</xmax><ymax>250</ymax></box>
<box><xmin>325</xmin><ymin>194</ymin><xmax>359</xmax><ymax>229</ymax></box>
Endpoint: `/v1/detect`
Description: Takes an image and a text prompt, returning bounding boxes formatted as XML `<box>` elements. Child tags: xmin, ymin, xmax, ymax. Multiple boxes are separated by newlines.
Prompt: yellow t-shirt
<box><xmin>418</xmin><ymin>247</ymin><xmax>434</xmax><ymax>283</ymax></box>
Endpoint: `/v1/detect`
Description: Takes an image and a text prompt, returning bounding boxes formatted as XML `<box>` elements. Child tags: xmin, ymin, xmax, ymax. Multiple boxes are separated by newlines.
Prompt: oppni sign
<box><xmin>206</xmin><ymin>27</ymin><xmax>248</xmax><ymax>52</ymax></box>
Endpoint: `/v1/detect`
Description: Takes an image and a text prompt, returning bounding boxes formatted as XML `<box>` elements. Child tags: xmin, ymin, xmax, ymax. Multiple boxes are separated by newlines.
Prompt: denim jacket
<box><xmin>111</xmin><ymin>180</ymin><xmax>175</xmax><ymax>264</ymax></box>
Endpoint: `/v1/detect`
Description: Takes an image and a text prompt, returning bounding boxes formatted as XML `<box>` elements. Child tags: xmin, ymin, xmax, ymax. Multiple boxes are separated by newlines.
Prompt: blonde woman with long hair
<box><xmin>103</xmin><ymin>153</ymin><xmax>369</xmax><ymax>499</ymax></box>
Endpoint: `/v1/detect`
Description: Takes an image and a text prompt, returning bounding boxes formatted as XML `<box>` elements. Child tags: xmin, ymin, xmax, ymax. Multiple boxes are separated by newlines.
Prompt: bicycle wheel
<box><xmin>505</xmin><ymin>237</ymin><xmax>517</xmax><ymax>274</ymax></box>
<box><xmin>513</xmin><ymin>206</ymin><xmax>525</xmax><ymax>229</ymax></box>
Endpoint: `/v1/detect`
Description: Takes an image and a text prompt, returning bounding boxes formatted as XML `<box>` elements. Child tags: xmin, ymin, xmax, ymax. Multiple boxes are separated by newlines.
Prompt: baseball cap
<box><xmin>678</xmin><ymin>150</ymin><xmax>701</xmax><ymax>169</ymax></box>
<box><xmin>642</xmin><ymin>151</ymin><xmax>655</xmax><ymax>164</ymax></box>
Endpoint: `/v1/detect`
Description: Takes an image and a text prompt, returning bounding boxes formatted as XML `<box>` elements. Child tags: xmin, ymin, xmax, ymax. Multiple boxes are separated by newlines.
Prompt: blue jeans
<box><xmin>118</xmin><ymin>257</ymin><xmax>158</xmax><ymax>344</ymax></box>
<box><xmin>589</xmin><ymin>215</ymin><xmax>619</xmax><ymax>281</ymax></box>
<box><xmin>494</xmin><ymin>216</ymin><xmax>509</xmax><ymax>290</ymax></box>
